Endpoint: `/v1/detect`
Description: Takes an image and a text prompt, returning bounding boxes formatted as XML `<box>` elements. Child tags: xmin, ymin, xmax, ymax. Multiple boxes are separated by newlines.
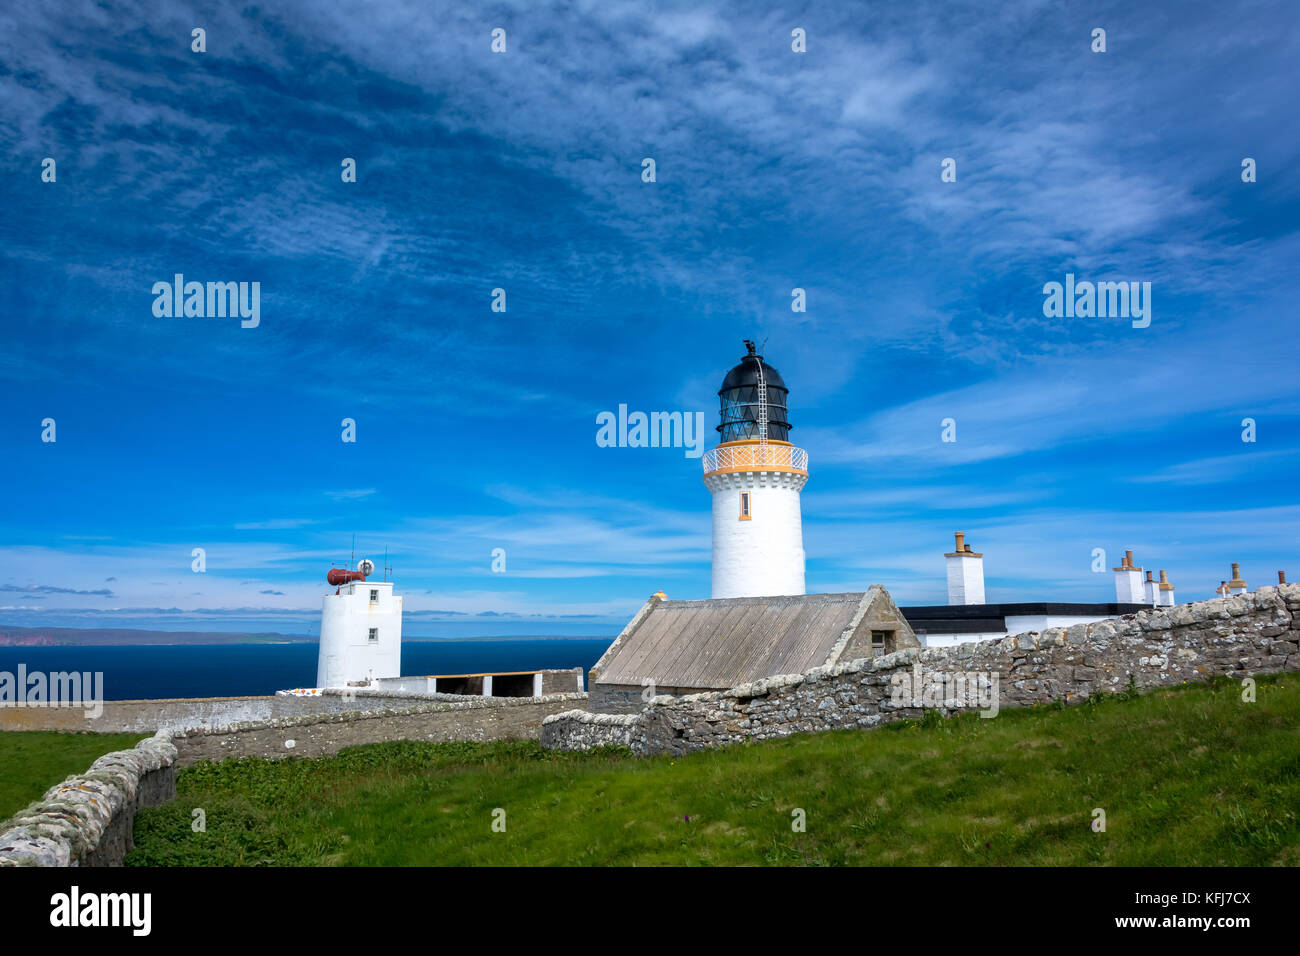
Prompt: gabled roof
<box><xmin>592</xmin><ymin>587</ymin><xmax>911</xmax><ymax>691</ymax></box>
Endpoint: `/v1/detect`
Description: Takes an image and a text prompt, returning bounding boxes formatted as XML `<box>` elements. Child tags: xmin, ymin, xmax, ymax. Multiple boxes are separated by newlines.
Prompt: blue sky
<box><xmin>2</xmin><ymin>0</ymin><xmax>1298</xmax><ymax>635</ymax></box>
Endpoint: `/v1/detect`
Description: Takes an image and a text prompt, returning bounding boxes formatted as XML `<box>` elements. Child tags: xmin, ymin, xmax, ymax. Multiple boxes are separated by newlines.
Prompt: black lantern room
<box><xmin>717</xmin><ymin>340</ymin><xmax>792</xmax><ymax>443</ymax></box>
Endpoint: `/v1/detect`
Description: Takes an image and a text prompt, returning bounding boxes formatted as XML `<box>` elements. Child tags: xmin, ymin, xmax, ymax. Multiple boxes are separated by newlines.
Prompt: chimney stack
<box><xmin>1280</xmin><ymin>571</ymin><xmax>1287</xmax><ymax>585</ymax></box>
<box><xmin>1155</xmin><ymin>569</ymin><xmax>1175</xmax><ymax>607</ymax></box>
<box><xmin>1113</xmin><ymin>549</ymin><xmax>1145</xmax><ymax>603</ymax></box>
<box><xmin>945</xmin><ymin>532</ymin><xmax>985</xmax><ymax>605</ymax></box>
<box><xmin>1143</xmin><ymin>570</ymin><xmax>1157</xmax><ymax>605</ymax></box>
<box><xmin>1228</xmin><ymin>563</ymin><xmax>1247</xmax><ymax>595</ymax></box>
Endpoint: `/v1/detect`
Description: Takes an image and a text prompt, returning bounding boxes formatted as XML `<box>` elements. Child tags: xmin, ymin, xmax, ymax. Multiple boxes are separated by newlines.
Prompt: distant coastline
<box><xmin>0</xmin><ymin>625</ymin><xmax>314</xmax><ymax>647</ymax></box>
<box><xmin>0</xmin><ymin>624</ymin><xmax>612</xmax><ymax>647</ymax></box>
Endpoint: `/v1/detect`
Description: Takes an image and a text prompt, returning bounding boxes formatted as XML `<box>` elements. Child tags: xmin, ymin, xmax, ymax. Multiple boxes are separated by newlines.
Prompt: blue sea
<box><xmin>0</xmin><ymin>640</ymin><xmax>612</xmax><ymax>701</ymax></box>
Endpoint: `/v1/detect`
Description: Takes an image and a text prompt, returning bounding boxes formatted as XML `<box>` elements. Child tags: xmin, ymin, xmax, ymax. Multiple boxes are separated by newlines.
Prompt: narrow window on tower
<box><xmin>368</xmin><ymin>628</ymin><xmax>379</xmax><ymax>643</ymax></box>
<box><xmin>739</xmin><ymin>492</ymin><xmax>751</xmax><ymax>520</ymax></box>
<box><xmin>369</xmin><ymin>589</ymin><xmax>379</xmax><ymax>603</ymax></box>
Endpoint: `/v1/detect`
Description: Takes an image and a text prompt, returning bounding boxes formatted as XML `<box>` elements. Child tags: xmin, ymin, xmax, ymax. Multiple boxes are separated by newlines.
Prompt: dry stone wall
<box><xmin>542</xmin><ymin>585</ymin><xmax>1300</xmax><ymax>756</ymax></box>
<box><xmin>0</xmin><ymin>693</ymin><xmax>417</xmax><ymax>735</ymax></box>
<box><xmin>171</xmin><ymin>692</ymin><xmax>587</xmax><ymax>766</ymax></box>
<box><xmin>0</xmin><ymin>732</ymin><xmax>177</xmax><ymax>866</ymax></box>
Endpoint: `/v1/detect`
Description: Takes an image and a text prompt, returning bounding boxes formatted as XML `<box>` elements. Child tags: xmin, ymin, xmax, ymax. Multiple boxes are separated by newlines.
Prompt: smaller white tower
<box><xmin>1113</xmin><ymin>550</ymin><xmax>1145</xmax><ymax>603</ymax></box>
<box><xmin>316</xmin><ymin>559</ymin><xmax>402</xmax><ymax>689</ymax></box>
<box><xmin>1228</xmin><ymin>563</ymin><xmax>1248</xmax><ymax>595</ymax></box>
<box><xmin>945</xmin><ymin>532</ymin><xmax>985</xmax><ymax>605</ymax></box>
<box><xmin>1155</xmin><ymin>569</ymin><xmax>1175</xmax><ymax>607</ymax></box>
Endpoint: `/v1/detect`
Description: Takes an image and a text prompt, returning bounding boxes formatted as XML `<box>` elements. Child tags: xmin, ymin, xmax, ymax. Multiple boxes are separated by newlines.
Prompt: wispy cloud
<box><xmin>2</xmin><ymin>0</ymin><xmax>1297</xmax><ymax>631</ymax></box>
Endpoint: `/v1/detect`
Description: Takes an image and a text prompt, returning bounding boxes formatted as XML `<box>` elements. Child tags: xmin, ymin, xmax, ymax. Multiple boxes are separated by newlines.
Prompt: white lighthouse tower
<box><xmin>703</xmin><ymin>341</ymin><xmax>808</xmax><ymax>599</ymax></box>
<box><xmin>316</xmin><ymin>558</ymin><xmax>402</xmax><ymax>689</ymax></box>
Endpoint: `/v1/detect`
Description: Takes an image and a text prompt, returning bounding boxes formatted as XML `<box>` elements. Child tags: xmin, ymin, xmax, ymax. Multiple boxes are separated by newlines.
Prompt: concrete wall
<box><xmin>0</xmin><ymin>733</ymin><xmax>177</xmax><ymax>866</ymax></box>
<box><xmin>373</xmin><ymin>667</ymin><xmax>584</xmax><ymax>697</ymax></box>
<box><xmin>171</xmin><ymin>693</ymin><xmax>588</xmax><ymax>766</ymax></box>
<box><xmin>543</xmin><ymin>585</ymin><xmax>1300</xmax><ymax>756</ymax></box>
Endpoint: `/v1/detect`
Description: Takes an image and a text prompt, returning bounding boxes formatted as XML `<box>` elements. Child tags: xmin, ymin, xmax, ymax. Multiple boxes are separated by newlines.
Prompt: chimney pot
<box><xmin>1280</xmin><ymin>571</ymin><xmax>1287</xmax><ymax>585</ymax></box>
<box><xmin>1124</xmin><ymin>550</ymin><xmax>1134</xmax><ymax>568</ymax></box>
<box><xmin>954</xmin><ymin>532</ymin><xmax>965</xmax><ymax>551</ymax></box>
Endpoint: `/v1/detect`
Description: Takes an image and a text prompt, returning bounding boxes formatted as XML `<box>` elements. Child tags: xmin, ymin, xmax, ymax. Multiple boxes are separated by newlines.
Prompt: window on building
<box><xmin>368</xmin><ymin>628</ymin><xmax>378</xmax><ymax>643</ymax></box>
<box><xmin>739</xmin><ymin>492</ymin><xmax>751</xmax><ymax>519</ymax></box>
<box><xmin>370</xmin><ymin>589</ymin><xmax>379</xmax><ymax>602</ymax></box>
<box><xmin>871</xmin><ymin>631</ymin><xmax>888</xmax><ymax>657</ymax></box>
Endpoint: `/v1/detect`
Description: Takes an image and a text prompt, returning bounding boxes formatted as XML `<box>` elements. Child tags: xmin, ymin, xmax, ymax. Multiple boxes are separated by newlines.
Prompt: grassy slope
<box><xmin>0</xmin><ymin>732</ymin><xmax>152</xmax><ymax>820</ymax></box>
<box><xmin>128</xmin><ymin>675</ymin><xmax>1300</xmax><ymax>866</ymax></box>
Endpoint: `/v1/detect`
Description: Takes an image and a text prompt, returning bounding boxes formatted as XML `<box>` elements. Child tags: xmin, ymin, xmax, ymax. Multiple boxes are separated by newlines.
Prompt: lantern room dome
<box><xmin>717</xmin><ymin>340</ymin><xmax>792</xmax><ymax>443</ymax></box>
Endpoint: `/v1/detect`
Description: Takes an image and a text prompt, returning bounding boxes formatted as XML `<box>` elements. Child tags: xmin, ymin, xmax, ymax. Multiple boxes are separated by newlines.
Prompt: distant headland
<box><xmin>0</xmin><ymin>625</ymin><xmax>314</xmax><ymax>647</ymax></box>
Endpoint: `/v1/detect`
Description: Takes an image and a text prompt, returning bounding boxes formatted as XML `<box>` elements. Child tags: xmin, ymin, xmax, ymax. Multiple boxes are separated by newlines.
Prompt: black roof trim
<box><xmin>901</xmin><ymin>602</ymin><xmax>1148</xmax><ymax>624</ymax></box>
<box><xmin>906</xmin><ymin>618</ymin><xmax>1007</xmax><ymax>634</ymax></box>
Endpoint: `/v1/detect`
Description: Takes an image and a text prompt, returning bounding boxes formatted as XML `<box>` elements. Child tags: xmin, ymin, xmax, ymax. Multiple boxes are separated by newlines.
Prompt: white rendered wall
<box><xmin>707</xmin><ymin>471</ymin><xmax>806</xmax><ymax>599</ymax></box>
<box><xmin>1114</xmin><ymin>569</ymin><xmax>1145</xmax><ymax>603</ymax></box>
<box><xmin>945</xmin><ymin>556</ymin><xmax>985</xmax><ymax>605</ymax></box>
<box><xmin>919</xmin><ymin>631</ymin><xmax>1006</xmax><ymax>648</ymax></box>
<box><xmin>1155</xmin><ymin>589</ymin><xmax>1175</xmax><ymax>607</ymax></box>
<box><xmin>316</xmin><ymin>581</ymin><xmax>402</xmax><ymax>688</ymax></box>
<box><xmin>918</xmin><ymin>614</ymin><xmax>1122</xmax><ymax>648</ymax></box>
<box><xmin>1006</xmin><ymin>614</ymin><xmax>1115</xmax><ymax>634</ymax></box>
<box><xmin>1144</xmin><ymin>579</ymin><xmax>1157</xmax><ymax>605</ymax></box>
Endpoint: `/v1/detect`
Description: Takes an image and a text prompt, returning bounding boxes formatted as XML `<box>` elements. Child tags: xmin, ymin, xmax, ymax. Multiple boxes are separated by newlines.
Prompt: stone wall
<box><xmin>536</xmin><ymin>710</ymin><xmax>640</xmax><ymax>750</ymax></box>
<box><xmin>0</xmin><ymin>693</ymin><xmax>411</xmax><ymax>735</ymax></box>
<box><xmin>589</xmin><ymin>682</ymin><xmax>706</xmax><ymax>715</ymax></box>
<box><xmin>543</xmin><ymin>585</ymin><xmax>1300</xmax><ymax>756</ymax></box>
<box><xmin>0</xmin><ymin>732</ymin><xmax>177</xmax><ymax>866</ymax></box>
<box><xmin>0</xmin><ymin>669</ymin><xmax>591</xmax><ymax>736</ymax></box>
<box><xmin>172</xmin><ymin>692</ymin><xmax>588</xmax><ymax>766</ymax></box>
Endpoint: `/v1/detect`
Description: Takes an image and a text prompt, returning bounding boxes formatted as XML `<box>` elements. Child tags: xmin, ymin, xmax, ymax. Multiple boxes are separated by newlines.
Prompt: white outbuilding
<box><xmin>315</xmin><ymin>560</ymin><xmax>402</xmax><ymax>689</ymax></box>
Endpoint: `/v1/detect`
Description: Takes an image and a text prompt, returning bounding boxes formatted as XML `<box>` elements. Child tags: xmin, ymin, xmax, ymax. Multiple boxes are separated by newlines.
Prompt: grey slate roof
<box><xmin>592</xmin><ymin>587</ymin><xmax>908</xmax><ymax>691</ymax></box>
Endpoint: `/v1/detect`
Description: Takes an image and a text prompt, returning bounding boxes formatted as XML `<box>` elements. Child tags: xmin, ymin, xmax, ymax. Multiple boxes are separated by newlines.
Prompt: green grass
<box><xmin>128</xmin><ymin>675</ymin><xmax>1300</xmax><ymax>866</ymax></box>
<box><xmin>0</xmin><ymin>731</ymin><xmax>153</xmax><ymax>820</ymax></box>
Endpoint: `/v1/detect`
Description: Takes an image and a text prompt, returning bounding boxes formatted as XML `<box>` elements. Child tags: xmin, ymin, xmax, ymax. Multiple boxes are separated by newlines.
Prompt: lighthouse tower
<box><xmin>703</xmin><ymin>341</ymin><xmax>808</xmax><ymax>599</ymax></box>
<box><xmin>316</xmin><ymin>559</ymin><xmax>402</xmax><ymax>689</ymax></box>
